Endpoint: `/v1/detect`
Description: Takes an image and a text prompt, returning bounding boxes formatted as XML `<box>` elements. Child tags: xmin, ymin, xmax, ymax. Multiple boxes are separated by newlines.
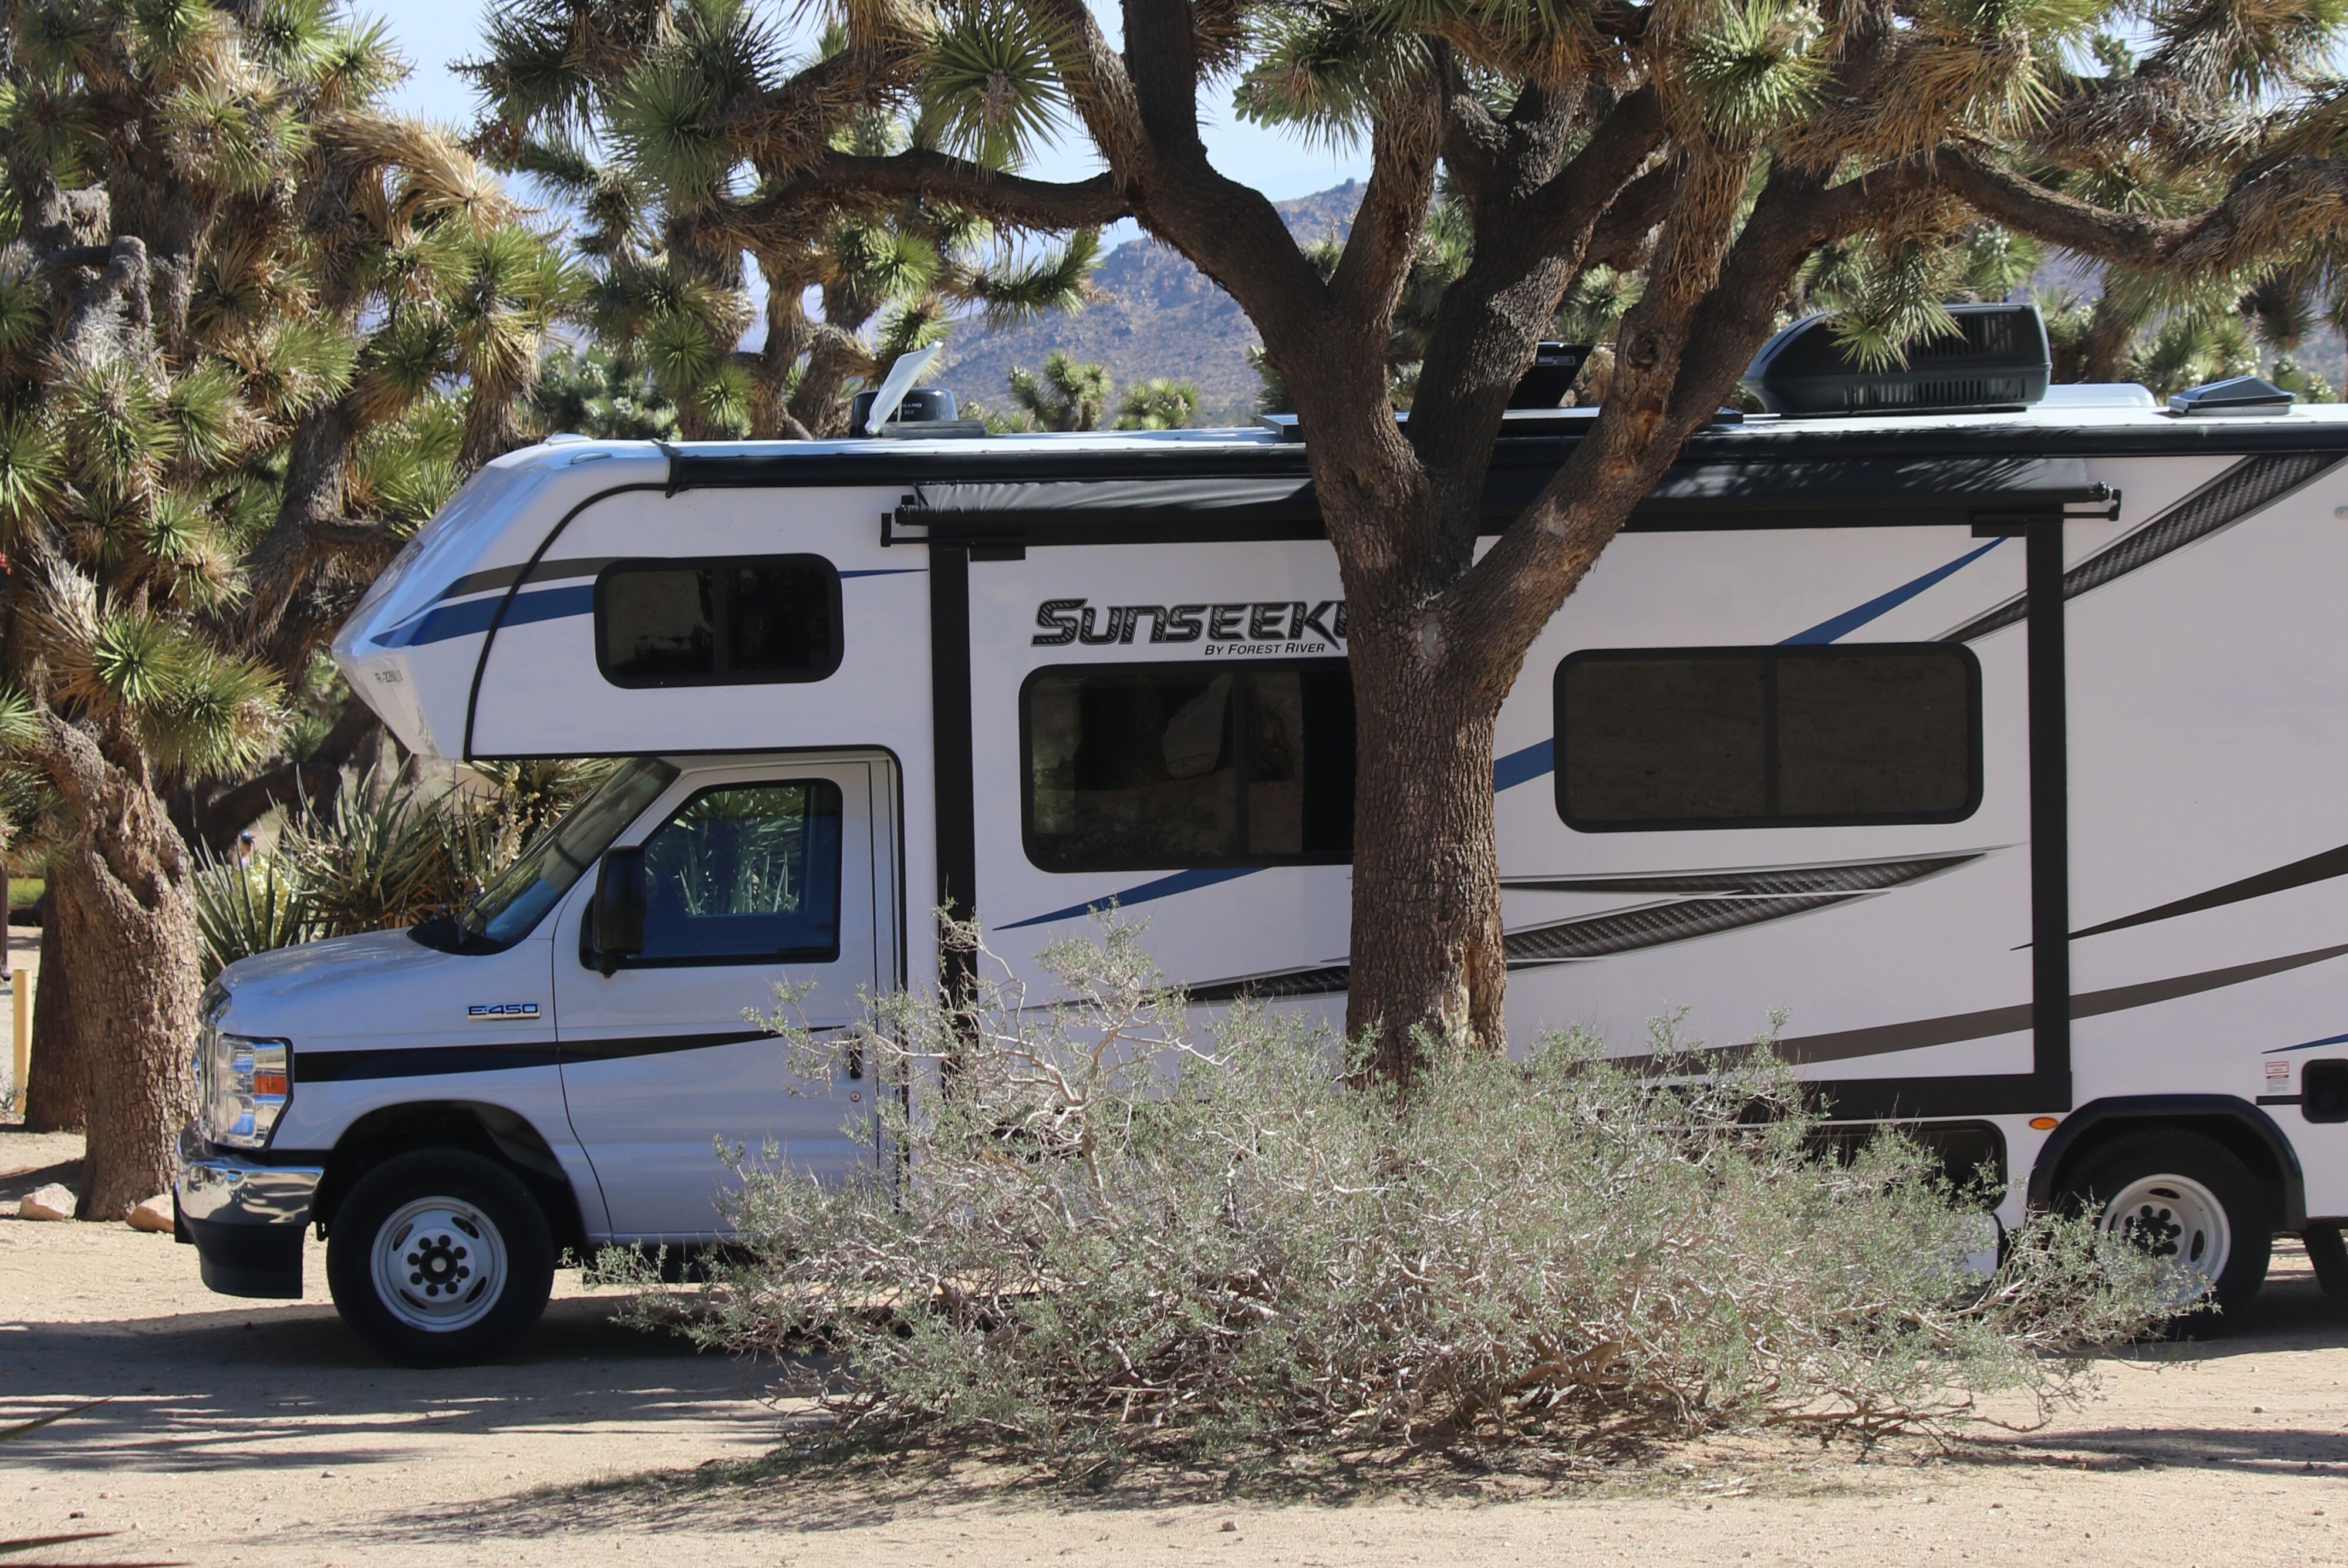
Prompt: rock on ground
<box><xmin>125</xmin><ymin>1193</ymin><xmax>173</xmax><ymax>1233</ymax></box>
<box><xmin>17</xmin><ymin>1180</ymin><xmax>73</xmax><ymax>1220</ymax></box>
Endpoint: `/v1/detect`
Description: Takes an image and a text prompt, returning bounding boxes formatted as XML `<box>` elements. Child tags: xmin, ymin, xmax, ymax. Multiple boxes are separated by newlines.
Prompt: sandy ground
<box><xmin>8</xmin><ymin>1123</ymin><xmax>2348</xmax><ymax>1568</ymax></box>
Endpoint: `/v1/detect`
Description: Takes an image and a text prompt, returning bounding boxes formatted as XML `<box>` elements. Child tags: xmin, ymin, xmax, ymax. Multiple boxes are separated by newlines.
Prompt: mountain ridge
<box><xmin>939</xmin><ymin>182</ymin><xmax>1364</xmax><ymax>424</ymax></box>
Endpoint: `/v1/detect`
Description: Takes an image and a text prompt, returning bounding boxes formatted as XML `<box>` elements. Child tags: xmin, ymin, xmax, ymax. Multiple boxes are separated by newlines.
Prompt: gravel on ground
<box><xmin>7</xmin><ymin>1125</ymin><xmax>2348</xmax><ymax>1567</ymax></box>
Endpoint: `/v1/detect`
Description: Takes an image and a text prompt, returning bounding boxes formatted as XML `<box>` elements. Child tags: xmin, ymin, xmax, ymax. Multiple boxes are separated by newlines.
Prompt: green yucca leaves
<box><xmin>921</xmin><ymin>0</ymin><xmax>1068</xmax><ymax>170</ymax></box>
<box><xmin>247</xmin><ymin>0</ymin><xmax>337</xmax><ymax>82</ymax></box>
<box><xmin>355</xmin><ymin>309</ymin><xmax>454</xmax><ymax>424</ymax></box>
<box><xmin>91</xmin><ymin>612</ymin><xmax>183</xmax><ymax>711</ymax></box>
<box><xmin>129</xmin><ymin>0</ymin><xmax>227</xmax><ymax>73</ymax></box>
<box><xmin>158</xmin><ymin>79</ymin><xmax>311</xmax><ymax>195</ymax></box>
<box><xmin>0</xmin><ymin>687</ymin><xmax>45</xmax><ymax>754</ymax></box>
<box><xmin>246</xmin><ymin>316</ymin><xmax>359</xmax><ymax>420</ymax></box>
<box><xmin>0</xmin><ymin>271</ymin><xmax>50</xmax><ymax>358</ymax></box>
<box><xmin>1113</xmin><ymin>377</ymin><xmax>1201</xmax><ymax>430</ymax></box>
<box><xmin>644</xmin><ymin>309</ymin><xmax>722</xmax><ymax>393</ymax></box>
<box><xmin>965</xmin><ymin>229</ymin><xmax>1098</xmax><ymax>328</ymax></box>
<box><xmin>156</xmin><ymin>654</ymin><xmax>285</xmax><ymax>774</ymax></box>
<box><xmin>163</xmin><ymin>361</ymin><xmax>248</xmax><ymax>471</ymax></box>
<box><xmin>1682</xmin><ymin>0</ymin><xmax>1827</xmax><ymax>141</ymax></box>
<box><xmin>609</xmin><ymin>61</ymin><xmax>740</xmax><ymax>198</ymax></box>
<box><xmin>60</xmin><ymin>361</ymin><xmax>169</xmax><ymax>501</ymax></box>
<box><xmin>0</xmin><ymin>414</ymin><xmax>62</xmax><ymax>530</ymax></box>
<box><xmin>695</xmin><ymin>360</ymin><xmax>754</xmax><ymax>436</ymax></box>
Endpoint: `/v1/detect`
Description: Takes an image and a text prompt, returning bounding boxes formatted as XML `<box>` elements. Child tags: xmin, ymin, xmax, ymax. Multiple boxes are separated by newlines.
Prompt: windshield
<box><xmin>461</xmin><ymin>760</ymin><xmax>679</xmax><ymax>946</ymax></box>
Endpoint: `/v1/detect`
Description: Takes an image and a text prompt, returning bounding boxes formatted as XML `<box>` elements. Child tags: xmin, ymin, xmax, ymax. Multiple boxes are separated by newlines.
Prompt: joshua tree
<box><xmin>468</xmin><ymin>1</ymin><xmax>1099</xmax><ymax>437</ymax></box>
<box><xmin>0</xmin><ymin>0</ymin><xmax>547</xmax><ymax>1212</ymax></box>
<box><xmin>1008</xmin><ymin>349</ymin><xmax>1112</xmax><ymax>429</ymax></box>
<box><xmin>480</xmin><ymin>0</ymin><xmax>2348</xmax><ymax>1084</ymax></box>
<box><xmin>1114</xmin><ymin>375</ymin><xmax>1200</xmax><ymax>428</ymax></box>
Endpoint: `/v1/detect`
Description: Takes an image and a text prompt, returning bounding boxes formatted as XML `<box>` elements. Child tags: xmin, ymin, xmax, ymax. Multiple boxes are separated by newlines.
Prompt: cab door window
<box><xmin>635</xmin><ymin>781</ymin><xmax>844</xmax><ymax>963</ymax></box>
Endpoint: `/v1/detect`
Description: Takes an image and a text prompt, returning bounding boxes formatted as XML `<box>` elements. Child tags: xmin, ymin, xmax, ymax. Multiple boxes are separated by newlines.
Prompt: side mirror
<box><xmin>591</xmin><ymin>847</ymin><xmax>645</xmax><ymax>976</ymax></box>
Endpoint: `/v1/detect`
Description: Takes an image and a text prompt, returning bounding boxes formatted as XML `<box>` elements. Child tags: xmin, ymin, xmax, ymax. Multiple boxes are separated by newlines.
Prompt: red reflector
<box><xmin>253</xmin><ymin>1071</ymin><xmax>289</xmax><ymax>1097</ymax></box>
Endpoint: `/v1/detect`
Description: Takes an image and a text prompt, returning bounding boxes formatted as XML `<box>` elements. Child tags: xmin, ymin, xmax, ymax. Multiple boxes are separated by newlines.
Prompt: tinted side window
<box><xmin>1556</xmin><ymin>645</ymin><xmax>1979</xmax><ymax>830</ymax></box>
<box><xmin>1024</xmin><ymin>662</ymin><xmax>1355</xmax><ymax>870</ymax></box>
<box><xmin>636</xmin><ymin>781</ymin><xmax>843</xmax><ymax>962</ymax></box>
<box><xmin>598</xmin><ymin>556</ymin><xmax>841</xmax><ymax>686</ymax></box>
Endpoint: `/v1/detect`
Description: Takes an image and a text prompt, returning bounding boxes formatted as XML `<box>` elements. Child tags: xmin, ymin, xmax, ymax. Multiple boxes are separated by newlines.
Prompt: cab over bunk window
<box><xmin>1556</xmin><ymin>644</ymin><xmax>1981</xmax><ymax>831</ymax></box>
<box><xmin>1024</xmin><ymin>662</ymin><xmax>1355</xmax><ymax>870</ymax></box>
<box><xmin>596</xmin><ymin>555</ymin><xmax>842</xmax><ymax>686</ymax></box>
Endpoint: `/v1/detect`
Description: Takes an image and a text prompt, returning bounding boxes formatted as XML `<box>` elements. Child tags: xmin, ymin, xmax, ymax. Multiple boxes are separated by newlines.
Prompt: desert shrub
<box><xmin>618</xmin><ymin>920</ymin><xmax>2178</xmax><ymax>1462</ymax></box>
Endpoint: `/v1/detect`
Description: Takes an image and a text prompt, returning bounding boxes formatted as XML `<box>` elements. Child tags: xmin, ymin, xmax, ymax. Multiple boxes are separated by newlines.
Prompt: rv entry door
<box><xmin>551</xmin><ymin>760</ymin><xmax>882</xmax><ymax>1240</ymax></box>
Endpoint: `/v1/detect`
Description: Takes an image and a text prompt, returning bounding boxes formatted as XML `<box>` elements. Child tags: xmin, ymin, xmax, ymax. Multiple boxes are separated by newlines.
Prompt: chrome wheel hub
<box><xmin>370</xmin><ymin>1197</ymin><xmax>508</xmax><ymax>1333</ymax></box>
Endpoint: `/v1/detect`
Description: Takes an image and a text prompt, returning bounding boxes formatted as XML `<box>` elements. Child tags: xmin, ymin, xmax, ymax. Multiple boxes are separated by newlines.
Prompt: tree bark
<box><xmin>32</xmin><ymin>719</ymin><xmax>202</xmax><ymax>1218</ymax></box>
<box><xmin>1341</xmin><ymin>616</ymin><xmax>1507</xmax><ymax>1086</ymax></box>
<box><xmin>21</xmin><ymin>896</ymin><xmax>85</xmax><ymax>1134</ymax></box>
<box><xmin>53</xmin><ymin>785</ymin><xmax>201</xmax><ymax>1218</ymax></box>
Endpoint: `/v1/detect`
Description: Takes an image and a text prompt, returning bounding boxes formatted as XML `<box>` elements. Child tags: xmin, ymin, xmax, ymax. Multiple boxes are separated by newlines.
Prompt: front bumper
<box><xmin>174</xmin><ymin>1127</ymin><xmax>323</xmax><ymax>1299</ymax></box>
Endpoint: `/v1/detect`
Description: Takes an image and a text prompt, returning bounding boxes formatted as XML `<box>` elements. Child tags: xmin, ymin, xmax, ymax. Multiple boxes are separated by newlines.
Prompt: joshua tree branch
<box><xmin>1941</xmin><ymin>145</ymin><xmax>2348</xmax><ymax>271</ymax></box>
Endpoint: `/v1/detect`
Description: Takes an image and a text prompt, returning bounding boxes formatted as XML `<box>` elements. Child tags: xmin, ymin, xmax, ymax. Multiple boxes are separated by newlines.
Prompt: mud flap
<box><xmin>2303</xmin><ymin>1225</ymin><xmax>2348</xmax><ymax>1297</ymax></box>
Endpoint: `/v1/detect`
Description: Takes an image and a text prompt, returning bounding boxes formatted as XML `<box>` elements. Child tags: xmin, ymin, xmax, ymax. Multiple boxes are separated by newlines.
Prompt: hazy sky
<box><xmin>370</xmin><ymin>2</ymin><xmax>1372</xmax><ymax>205</ymax></box>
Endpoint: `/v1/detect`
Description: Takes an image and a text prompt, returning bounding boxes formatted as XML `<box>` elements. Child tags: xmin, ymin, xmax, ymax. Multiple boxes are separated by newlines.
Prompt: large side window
<box><xmin>1556</xmin><ymin>645</ymin><xmax>1980</xmax><ymax>831</ymax></box>
<box><xmin>634</xmin><ymin>781</ymin><xmax>844</xmax><ymax>963</ymax></box>
<box><xmin>597</xmin><ymin>555</ymin><xmax>842</xmax><ymax>686</ymax></box>
<box><xmin>1024</xmin><ymin>662</ymin><xmax>1354</xmax><ymax>870</ymax></box>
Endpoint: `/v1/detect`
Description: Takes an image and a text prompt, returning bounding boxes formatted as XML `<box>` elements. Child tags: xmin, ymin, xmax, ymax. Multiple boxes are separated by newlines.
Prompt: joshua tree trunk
<box><xmin>1342</xmin><ymin>612</ymin><xmax>1509</xmax><ymax>1083</ymax></box>
<box><xmin>32</xmin><ymin>720</ymin><xmax>200</xmax><ymax>1218</ymax></box>
<box><xmin>21</xmin><ymin>899</ymin><xmax>85</xmax><ymax>1133</ymax></box>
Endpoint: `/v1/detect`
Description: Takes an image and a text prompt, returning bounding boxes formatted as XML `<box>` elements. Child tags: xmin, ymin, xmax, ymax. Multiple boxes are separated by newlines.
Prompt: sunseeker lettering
<box><xmin>1031</xmin><ymin>597</ymin><xmax>1347</xmax><ymax>648</ymax></box>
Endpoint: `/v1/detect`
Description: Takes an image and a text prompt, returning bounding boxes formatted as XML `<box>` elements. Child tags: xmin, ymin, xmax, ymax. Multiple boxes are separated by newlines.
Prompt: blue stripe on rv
<box><xmin>373</xmin><ymin>567</ymin><xmax>925</xmax><ymax>649</ymax></box>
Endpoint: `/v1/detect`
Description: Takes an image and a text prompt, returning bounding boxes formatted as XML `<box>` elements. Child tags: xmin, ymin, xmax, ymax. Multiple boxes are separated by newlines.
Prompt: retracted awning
<box><xmin>894</xmin><ymin>453</ymin><xmax>2113</xmax><ymax>538</ymax></box>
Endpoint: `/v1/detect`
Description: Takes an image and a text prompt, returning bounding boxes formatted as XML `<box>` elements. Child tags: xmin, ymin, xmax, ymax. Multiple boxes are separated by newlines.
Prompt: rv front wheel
<box><xmin>2062</xmin><ymin>1131</ymin><xmax>2269</xmax><ymax>1325</ymax></box>
<box><xmin>325</xmin><ymin>1148</ymin><xmax>556</xmax><ymax>1367</ymax></box>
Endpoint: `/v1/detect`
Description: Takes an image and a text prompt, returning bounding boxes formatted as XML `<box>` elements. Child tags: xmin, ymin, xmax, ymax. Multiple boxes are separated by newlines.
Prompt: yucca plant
<box><xmin>191</xmin><ymin>758</ymin><xmax>616</xmax><ymax>976</ymax></box>
<box><xmin>0</xmin><ymin>1</ymin><xmax>554</xmax><ymax>1214</ymax></box>
<box><xmin>469</xmin><ymin>1</ymin><xmax>1102</xmax><ymax>437</ymax></box>
<box><xmin>1113</xmin><ymin>376</ymin><xmax>1201</xmax><ymax>430</ymax></box>
<box><xmin>1006</xmin><ymin>350</ymin><xmax>1111</xmax><ymax>431</ymax></box>
<box><xmin>192</xmin><ymin>848</ymin><xmax>318</xmax><ymax>982</ymax></box>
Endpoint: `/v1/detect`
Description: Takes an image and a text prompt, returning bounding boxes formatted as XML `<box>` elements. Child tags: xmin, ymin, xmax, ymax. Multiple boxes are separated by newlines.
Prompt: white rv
<box><xmin>176</xmin><ymin>308</ymin><xmax>2348</xmax><ymax>1364</ymax></box>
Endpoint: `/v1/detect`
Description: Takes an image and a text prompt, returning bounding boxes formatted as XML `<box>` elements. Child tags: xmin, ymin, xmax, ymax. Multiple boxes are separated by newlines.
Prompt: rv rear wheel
<box><xmin>2062</xmin><ymin>1131</ymin><xmax>2269</xmax><ymax>1326</ymax></box>
<box><xmin>326</xmin><ymin>1148</ymin><xmax>555</xmax><ymax>1367</ymax></box>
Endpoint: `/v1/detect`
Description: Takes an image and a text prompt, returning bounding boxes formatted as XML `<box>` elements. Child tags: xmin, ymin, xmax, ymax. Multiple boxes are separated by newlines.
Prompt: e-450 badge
<box><xmin>468</xmin><ymin>1002</ymin><xmax>541</xmax><ymax>1020</ymax></box>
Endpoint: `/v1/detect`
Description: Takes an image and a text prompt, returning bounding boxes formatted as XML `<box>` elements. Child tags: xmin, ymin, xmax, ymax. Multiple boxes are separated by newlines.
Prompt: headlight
<box><xmin>201</xmin><ymin>1022</ymin><xmax>292</xmax><ymax>1149</ymax></box>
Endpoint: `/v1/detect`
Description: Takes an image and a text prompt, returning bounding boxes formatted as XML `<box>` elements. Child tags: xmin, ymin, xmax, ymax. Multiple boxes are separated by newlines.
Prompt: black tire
<box><xmin>326</xmin><ymin>1148</ymin><xmax>555</xmax><ymax>1367</ymax></box>
<box><xmin>2061</xmin><ymin>1130</ymin><xmax>2271</xmax><ymax>1327</ymax></box>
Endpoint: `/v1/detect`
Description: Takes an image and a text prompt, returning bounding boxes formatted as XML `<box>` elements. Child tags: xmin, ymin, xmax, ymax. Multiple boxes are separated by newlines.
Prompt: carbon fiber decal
<box><xmin>1181</xmin><ymin>855</ymin><xmax>1981</xmax><ymax>1002</ymax></box>
<box><xmin>1503</xmin><ymin>854</ymin><xmax>1980</xmax><ymax>898</ymax></box>
<box><xmin>1625</xmin><ymin>938</ymin><xmax>2348</xmax><ymax>1073</ymax></box>
<box><xmin>1946</xmin><ymin>451</ymin><xmax>2344</xmax><ymax>642</ymax></box>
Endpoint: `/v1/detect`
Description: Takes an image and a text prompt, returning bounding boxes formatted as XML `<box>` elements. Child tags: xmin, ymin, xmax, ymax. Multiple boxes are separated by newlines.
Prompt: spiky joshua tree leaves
<box><xmin>481</xmin><ymin>0</ymin><xmax>2348</xmax><ymax>1085</ymax></box>
<box><xmin>0</xmin><ymin>0</ymin><xmax>552</xmax><ymax>1214</ymax></box>
<box><xmin>468</xmin><ymin>0</ymin><xmax>1101</xmax><ymax>438</ymax></box>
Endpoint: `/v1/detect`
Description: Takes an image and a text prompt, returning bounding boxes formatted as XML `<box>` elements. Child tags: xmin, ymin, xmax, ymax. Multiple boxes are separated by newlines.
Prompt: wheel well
<box><xmin>2028</xmin><ymin>1097</ymin><xmax>2305</xmax><ymax>1233</ymax></box>
<box><xmin>313</xmin><ymin>1102</ymin><xmax>585</xmax><ymax>1255</ymax></box>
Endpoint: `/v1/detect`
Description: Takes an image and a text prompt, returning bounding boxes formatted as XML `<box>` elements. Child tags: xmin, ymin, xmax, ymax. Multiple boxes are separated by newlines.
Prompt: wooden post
<box><xmin>8</xmin><ymin>974</ymin><xmax>23</xmax><ymax>1118</ymax></box>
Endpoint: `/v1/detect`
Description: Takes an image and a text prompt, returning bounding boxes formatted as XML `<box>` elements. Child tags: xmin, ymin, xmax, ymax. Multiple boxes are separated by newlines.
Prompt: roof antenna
<box><xmin>863</xmin><ymin>345</ymin><xmax>943</xmax><ymax>434</ymax></box>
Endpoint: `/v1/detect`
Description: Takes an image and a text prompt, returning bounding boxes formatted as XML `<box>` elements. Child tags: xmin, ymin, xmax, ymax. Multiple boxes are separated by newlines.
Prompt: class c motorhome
<box><xmin>175</xmin><ymin>306</ymin><xmax>2348</xmax><ymax>1363</ymax></box>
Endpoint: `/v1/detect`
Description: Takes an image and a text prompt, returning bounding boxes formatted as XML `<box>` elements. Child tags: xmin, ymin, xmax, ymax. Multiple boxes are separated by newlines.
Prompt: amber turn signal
<box><xmin>2029</xmin><ymin>1115</ymin><xmax>2060</xmax><ymax>1129</ymax></box>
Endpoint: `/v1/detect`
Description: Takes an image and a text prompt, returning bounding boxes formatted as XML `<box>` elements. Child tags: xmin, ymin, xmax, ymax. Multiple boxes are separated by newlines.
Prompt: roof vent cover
<box><xmin>2167</xmin><ymin>375</ymin><xmax>2296</xmax><ymax>416</ymax></box>
<box><xmin>1742</xmin><ymin>302</ymin><xmax>2052</xmax><ymax>416</ymax></box>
